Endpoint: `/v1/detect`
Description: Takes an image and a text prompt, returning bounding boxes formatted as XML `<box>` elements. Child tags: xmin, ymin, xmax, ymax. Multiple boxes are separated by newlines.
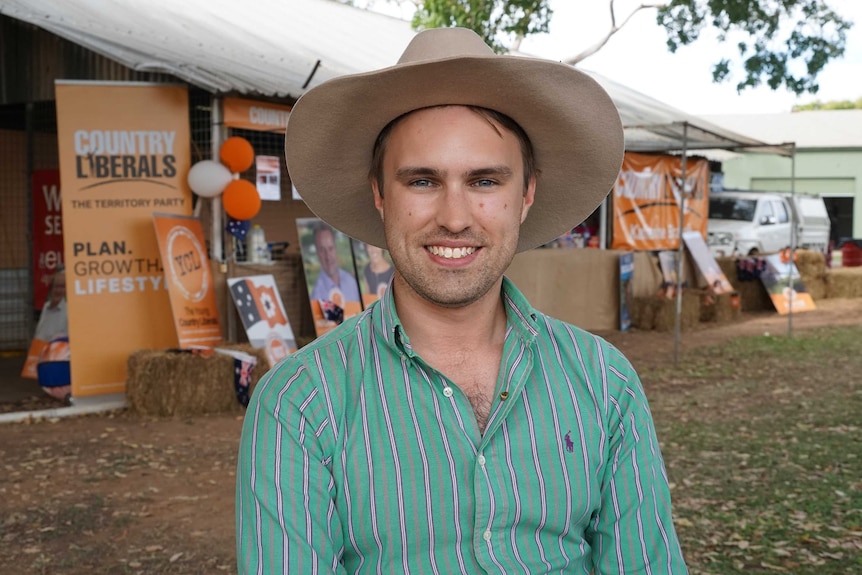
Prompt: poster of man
<box><xmin>296</xmin><ymin>218</ymin><xmax>362</xmax><ymax>336</ymax></box>
<box><xmin>760</xmin><ymin>253</ymin><xmax>817</xmax><ymax>315</ymax></box>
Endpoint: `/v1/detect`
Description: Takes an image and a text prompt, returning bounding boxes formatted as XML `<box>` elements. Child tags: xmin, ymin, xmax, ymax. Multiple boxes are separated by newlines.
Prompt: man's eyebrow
<box><xmin>394</xmin><ymin>166</ymin><xmax>444</xmax><ymax>179</ymax></box>
<box><xmin>466</xmin><ymin>166</ymin><xmax>514</xmax><ymax>179</ymax></box>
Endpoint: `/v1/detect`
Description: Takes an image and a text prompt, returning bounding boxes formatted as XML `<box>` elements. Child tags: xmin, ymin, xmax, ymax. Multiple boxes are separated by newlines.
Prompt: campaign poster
<box><xmin>56</xmin><ymin>82</ymin><xmax>192</xmax><ymax>396</ymax></box>
<box><xmin>760</xmin><ymin>254</ymin><xmax>817</xmax><ymax>315</ymax></box>
<box><xmin>255</xmin><ymin>155</ymin><xmax>281</xmax><ymax>201</ymax></box>
<box><xmin>153</xmin><ymin>214</ymin><xmax>222</xmax><ymax>348</ymax></box>
<box><xmin>682</xmin><ymin>230</ymin><xmax>735</xmax><ymax>294</ymax></box>
<box><xmin>351</xmin><ymin>240</ymin><xmax>395</xmax><ymax>307</ymax></box>
<box><xmin>32</xmin><ymin>169</ymin><xmax>64</xmax><ymax>311</ymax></box>
<box><xmin>612</xmin><ymin>153</ymin><xmax>710</xmax><ymax>251</ymax></box>
<box><xmin>227</xmin><ymin>274</ymin><xmax>297</xmax><ymax>368</ymax></box>
<box><xmin>619</xmin><ymin>252</ymin><xmax>634</xmax><ymax>332</ymax></box>
<box><xmin>296</xmin><ymin>217</ymin><xmax>363</xmax><ymax>337</ymax></box>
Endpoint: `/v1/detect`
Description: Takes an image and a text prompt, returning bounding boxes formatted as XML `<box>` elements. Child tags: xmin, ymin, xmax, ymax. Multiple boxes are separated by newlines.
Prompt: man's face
<box><xmin>315</xmin><ymin>228</ymin><xmax>339</xmax><ymax>280</ymax></box>
<box><xmin>372</xmin><ymin>106</ymin><xmax>535</xmax><ymax>308</ymax></box>
<box><xmin>51</xmin><ymin>272</ymin><xmax>66</xmax><ymax>306</ymax></box>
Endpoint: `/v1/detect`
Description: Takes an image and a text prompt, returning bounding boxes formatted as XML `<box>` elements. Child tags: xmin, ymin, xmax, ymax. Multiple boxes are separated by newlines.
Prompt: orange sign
<box><xmin>612</xmin><ymin>153</ymin><xmax>710</xmax><ymax>251</ymax></box>
<box><xmin>56</xmin><ymin>82</ymin><xmax>192</xmax><ymax>396</ymax></box>
<box><xmin>223</xmin><ymin>97</ymin><xmax>292</xmax><ymax>132</ymax></box>
<box><xmin>153</xmin><ymin>214</ymin><xmax>222</xmax><ymax>347</ymax></box>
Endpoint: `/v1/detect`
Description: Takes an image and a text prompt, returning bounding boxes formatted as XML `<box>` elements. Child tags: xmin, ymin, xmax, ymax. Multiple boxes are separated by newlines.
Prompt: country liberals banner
<box><xmin>612</xmin><ymin>153</ymin><xmax>710</xmax><ymax>251</ymax></box>
<box><xmin>55</xmin><ymin>82</ymin><xmax>192</xmax><ymax>397</ymax></box>
<box><xmin>223</xmin><ymin>97</ymin><xmax>291</xmax><ymax>133</ymax></box>
<box><xmin>153</xmin><ymin>213</ymin><xmax>222</xmax><ymax>348</ymax></box>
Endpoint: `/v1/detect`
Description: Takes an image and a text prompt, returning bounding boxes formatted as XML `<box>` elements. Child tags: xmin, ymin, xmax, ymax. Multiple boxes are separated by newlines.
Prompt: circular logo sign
<box><xmin>166</xmin><ymin>226</ymin><xmax>209</xmax><ymax>303</ymax></box>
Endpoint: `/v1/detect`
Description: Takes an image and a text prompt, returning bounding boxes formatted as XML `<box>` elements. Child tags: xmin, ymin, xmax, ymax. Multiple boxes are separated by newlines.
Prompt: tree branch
<box><xmin>563</xmin><ymin>2</ymin><xmax>665</xmax><ymax>66</ymax></box>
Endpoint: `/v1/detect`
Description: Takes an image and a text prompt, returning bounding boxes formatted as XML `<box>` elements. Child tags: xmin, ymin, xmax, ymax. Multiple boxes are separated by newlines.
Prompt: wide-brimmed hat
<box><xmin>285</xmin><ymin>27</ymin><xmax>624</xmax><ymax>252</ymax></box>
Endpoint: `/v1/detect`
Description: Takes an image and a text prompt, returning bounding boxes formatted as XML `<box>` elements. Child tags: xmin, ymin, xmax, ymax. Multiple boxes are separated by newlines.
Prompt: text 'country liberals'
<box><xmin>73</xmin><ymin>130</ymin><xmax>179</xmax><ymax>180</ymax></box>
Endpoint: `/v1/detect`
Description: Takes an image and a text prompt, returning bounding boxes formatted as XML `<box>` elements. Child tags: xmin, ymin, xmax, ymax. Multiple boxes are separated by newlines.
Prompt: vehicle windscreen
<box><xmin>709</xmin><ymin>197</ymin><xmax>757</xmax><ymax>222</ymax></box>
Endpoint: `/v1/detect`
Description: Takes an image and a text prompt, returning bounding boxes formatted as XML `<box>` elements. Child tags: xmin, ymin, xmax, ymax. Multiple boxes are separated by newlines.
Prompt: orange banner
<box><xmin>612</xmin><ymin>153</ymin><xmax>710</xmax><ymax>251</ymax></box>
<box><xmin>153</xmin><ymin>214</ymin><xmax>222</xmax><ymax>348</ymax></box>
<box><xmin>223</xmin><ymin>97</ymin><xmax>291</xmax><ymax>133</ymax></box>
<box><xmin>56</xmin><ymin>82</ymin><xmax>192</xmax><ymax>396</ymax></box>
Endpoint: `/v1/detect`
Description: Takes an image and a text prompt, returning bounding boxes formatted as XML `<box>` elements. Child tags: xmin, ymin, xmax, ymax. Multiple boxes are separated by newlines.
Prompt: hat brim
<box><xmin>285</xmin><ymin>53</ymin><xmax>624</xmax><ymax>252</ymax></box>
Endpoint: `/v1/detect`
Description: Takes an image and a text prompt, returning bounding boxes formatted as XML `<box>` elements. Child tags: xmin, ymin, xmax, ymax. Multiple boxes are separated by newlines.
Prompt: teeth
<box><xmin>429</xmin><ymin>246</ymin><xmax>475</xmax><ymax>259</ymax></box>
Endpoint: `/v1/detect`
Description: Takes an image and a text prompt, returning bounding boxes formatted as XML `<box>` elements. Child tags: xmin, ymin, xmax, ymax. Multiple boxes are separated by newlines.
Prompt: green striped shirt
<box><xmin>236</xmin><ymin>277</ymin><xmax>687</xmax><ymax>574</ymax></box>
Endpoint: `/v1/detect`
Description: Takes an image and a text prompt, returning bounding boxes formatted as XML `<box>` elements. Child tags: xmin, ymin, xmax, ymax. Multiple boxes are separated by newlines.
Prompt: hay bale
<box><xmin>716</xmin><ymin>256</ymin><xmax>773</xmax><ymax>312</ymax></box>
<box><xmin>826</xmin><ymin>267</ymin><xmax>862</xmax><ymax>299</ymax></box>
<box><xmin>127</xmin><ymin>344</ymin><xmax>269</xmax><ymax>417</ymax></box>
<box><xmin>631</xmin><ymin>292</ymin><xmax>700</xmax><ymax>332</ymax></box>
<box><xmin>699</xmin><ymin>291</ymin><xmax>742</xmax><ymax>324</ymax></box>
<box><xmin>795</xmin><ymin>250</ymin><xmax>828</xmax><ymax>300</ymax></box>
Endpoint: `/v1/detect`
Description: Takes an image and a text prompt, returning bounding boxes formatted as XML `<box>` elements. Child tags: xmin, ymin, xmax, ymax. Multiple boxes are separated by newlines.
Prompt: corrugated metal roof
<box><xmin>0</xmin><ymin>0</ymin><xmax>416</xmax><ymax>99</ymax></box>
<box><xmin>702</xmin><ymin>110</ymin><xmax>862</xmax><ymax>149</ymax></box>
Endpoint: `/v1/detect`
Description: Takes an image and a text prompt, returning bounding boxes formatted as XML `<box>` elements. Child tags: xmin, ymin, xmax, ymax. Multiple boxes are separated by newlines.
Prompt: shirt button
<box><xmin>477</xmin><ymin>454</ymin><xmax>486</xmax><ymax>466</ymax></box>
<box><xmin>483</xmin><ymin>530</ymin><xmax>492</xmax><ymax>541</ymax></box>
<box><xmin>443</xmin><ymin>386</ymin><xmax>454</xmax><ymax>397</ymax></box>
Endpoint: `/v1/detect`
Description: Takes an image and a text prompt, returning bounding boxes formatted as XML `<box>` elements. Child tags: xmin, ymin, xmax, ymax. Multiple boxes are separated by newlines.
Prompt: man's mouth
<box><xmin>427</xmin><ymin>246</ymin><xmax>476</xmax><ymax>259</ymax></box>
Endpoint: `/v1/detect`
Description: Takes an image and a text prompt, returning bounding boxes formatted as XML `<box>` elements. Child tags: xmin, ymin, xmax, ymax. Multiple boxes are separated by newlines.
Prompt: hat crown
<box><xmin>397</xmin><ymin>28</ymin><xmax>494</xmax><ymax>65</ymax></box>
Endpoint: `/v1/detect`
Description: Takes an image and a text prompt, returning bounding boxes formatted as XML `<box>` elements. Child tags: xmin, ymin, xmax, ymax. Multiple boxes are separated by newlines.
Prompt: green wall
<box><xmin>721</xmin><ymin>149</ymin><xmax>862</xmax><ymax>237</ymax></box>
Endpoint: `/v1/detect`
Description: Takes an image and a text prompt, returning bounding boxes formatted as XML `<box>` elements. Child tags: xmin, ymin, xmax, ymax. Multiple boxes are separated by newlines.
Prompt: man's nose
<box><xmin>435</xmin><ymin>186</ymin><xmax>472</xmax><ymax>233</ymax></box>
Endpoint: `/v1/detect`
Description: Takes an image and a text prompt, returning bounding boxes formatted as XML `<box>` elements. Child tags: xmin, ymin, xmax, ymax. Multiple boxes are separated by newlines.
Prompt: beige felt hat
<box><xmin>285</xmin><ymin>27</ymin><xmax>624</xmax><ymax>252</ymax></box>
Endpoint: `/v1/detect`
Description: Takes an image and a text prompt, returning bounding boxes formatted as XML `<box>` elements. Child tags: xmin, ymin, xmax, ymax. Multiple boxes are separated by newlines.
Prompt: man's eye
<box><xmin>473</xmin><ymin>179</ymin><xmax>497</xmax><ymax>188</ymax></box>
<box><xmin>410</xmin><ymin>179</ymin><xmax>433</xmax><ymax>188</ymax></box>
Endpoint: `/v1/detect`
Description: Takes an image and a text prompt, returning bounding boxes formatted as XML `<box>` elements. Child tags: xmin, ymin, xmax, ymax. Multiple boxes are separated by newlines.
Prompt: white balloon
<box><xmin>187</xmin><ymin>160</ymin><xmax>232</xmax><ymax>198</ymax></box>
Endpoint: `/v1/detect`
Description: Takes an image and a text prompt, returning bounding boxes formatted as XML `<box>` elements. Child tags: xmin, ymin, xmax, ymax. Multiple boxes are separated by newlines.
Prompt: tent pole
<box><xmin>787</xmin><ymin>143</ymin><xmax>797</xmax><ymax>337</ymax></box>
<box><xmin>673</xmin><ymin>122</ymin><xmax>689</xmax><ymax>367</ymax></box>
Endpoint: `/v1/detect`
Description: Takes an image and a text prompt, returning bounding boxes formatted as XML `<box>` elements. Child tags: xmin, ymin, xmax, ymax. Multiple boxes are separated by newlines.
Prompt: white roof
<box><xmin>0</xmin><ymin>0</ymin><xmax>416</xmax><ymax>98</ymax></box>
<box><xmin>702</xmin><ymin>110</ymin><xmax>862</xmax><ymax>149</ymax></box>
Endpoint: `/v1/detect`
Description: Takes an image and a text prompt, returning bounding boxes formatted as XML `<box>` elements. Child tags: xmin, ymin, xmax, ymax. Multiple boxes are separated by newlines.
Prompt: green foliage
<box><xmin>411</xmin><ymin>0</ymin><xmax>552</xmax><ymax>52</ymax></box>
<box><xmin>657</xmin><ymin>0</ymin><xmax>852</xmax><ymax>95</ymax></box>
<box><xmin>793</xmin><ymin>96</ymin><xmax>862</xmax><ymax>111</ymax></box>
<box><xmin>397</xmin><ymin>0</ymin><xmax>852</xmax><ymax>95</ymax></box>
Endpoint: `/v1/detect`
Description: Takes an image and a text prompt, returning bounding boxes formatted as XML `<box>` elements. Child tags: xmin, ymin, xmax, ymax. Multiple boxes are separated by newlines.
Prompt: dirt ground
<box><xmin>1</xmin><ymin>298</ymin><xmax>861</xmax><ymax>575</ymax></box>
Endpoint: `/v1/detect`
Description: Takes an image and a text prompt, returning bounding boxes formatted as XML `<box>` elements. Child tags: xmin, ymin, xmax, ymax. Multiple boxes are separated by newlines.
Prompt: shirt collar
<box><xmin>372</xmin><ymin>276</ymin><xmax>539</xmax><ymax>358</ymax></box>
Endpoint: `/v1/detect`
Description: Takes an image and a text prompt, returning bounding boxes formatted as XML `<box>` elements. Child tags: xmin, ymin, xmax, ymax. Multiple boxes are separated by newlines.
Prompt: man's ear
<box><xmin>520</xmin><ymin>175</ymin><xmax>536</xmax><ymax>224</ymax></box>
<box><xmin>371</xmin><ymin>179</ymin><xmax>384</xmax><ymax>222</ymax></box>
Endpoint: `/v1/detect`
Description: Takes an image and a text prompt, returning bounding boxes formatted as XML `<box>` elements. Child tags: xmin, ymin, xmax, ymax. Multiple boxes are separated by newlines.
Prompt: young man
<box><xmin>237</xmin><ymin>27</ymin><xmax>688</xmax><ymax>574</ymax></box>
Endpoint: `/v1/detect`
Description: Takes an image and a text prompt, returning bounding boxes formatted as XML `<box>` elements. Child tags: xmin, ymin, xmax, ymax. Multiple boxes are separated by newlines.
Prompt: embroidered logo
<box><xmin>564</xmin><ymin>431</ymin><xmax>574</xmax><ymax>453</ymax></box>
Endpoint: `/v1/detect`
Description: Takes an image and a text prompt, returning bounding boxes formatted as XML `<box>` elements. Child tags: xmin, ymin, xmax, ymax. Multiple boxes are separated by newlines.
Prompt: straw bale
<box><xmin>716</xmin><ymin>256</ymin><xmax>773</xmax><ymax>311</ymax></box>
<box><xmin>127</xmin><ymin>344</ymin><xmax>268</xmax><ymax>417</ymax></box>
<box><xmin>826</xmin><ymin>267</ymin><xmax>862</xmax><ymax>299</ymax></box>
<box><xmin>631</xmin><ymin>292</ymin><xmax>701</xmax><ymax>332</ymax></box>
<box><xmin>699</xmin><ymin>291</ymin><xmax>742</xmax><ymax>324</ymax></box>
<box><xmin>793</xmin><ymin>250</ymin><xmax>828</xmax><ymax>300</ymax></box>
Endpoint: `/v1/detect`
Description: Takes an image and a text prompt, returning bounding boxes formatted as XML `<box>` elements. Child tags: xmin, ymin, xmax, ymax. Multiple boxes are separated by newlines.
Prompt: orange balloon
<box><xmin>219</xmin><ymin>137</ymin><xmax>255</xmax><ymax>173</ymax></box>
<box><xmin>222</xmin><ymin>179</ymin><xmax>261</xmax><ymax>220</ymax></box>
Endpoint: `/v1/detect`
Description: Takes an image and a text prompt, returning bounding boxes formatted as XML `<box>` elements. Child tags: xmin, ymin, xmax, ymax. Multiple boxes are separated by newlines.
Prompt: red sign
<box><xmin>32</xmin><ymin>170</ymin><xmax>64</xmax><ymax>310</ymax></box>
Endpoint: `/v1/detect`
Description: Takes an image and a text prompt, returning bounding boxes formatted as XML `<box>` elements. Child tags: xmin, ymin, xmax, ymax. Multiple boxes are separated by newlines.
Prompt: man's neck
<box><xmin>393</xmin><ymin>277</ymin><xmax>508</xmax><ymax>355</ymax></box>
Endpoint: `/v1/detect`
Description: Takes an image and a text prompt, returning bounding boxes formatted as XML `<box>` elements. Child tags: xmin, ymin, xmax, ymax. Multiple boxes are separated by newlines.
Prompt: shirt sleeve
<box><xmin>588</xmin><ymin>350</ymin><xmax>689</xmax><ymax>575</ymax></box>
<box><xmin>235</xmin><ymin>359</ymin><xmax>346</xmax><ymax>574</ymax></box>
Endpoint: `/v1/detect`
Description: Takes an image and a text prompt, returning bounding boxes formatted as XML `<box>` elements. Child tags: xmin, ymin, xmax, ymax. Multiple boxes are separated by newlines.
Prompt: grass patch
<box><xmin>645</xmin><ymin>326</ymin><xmax>862</xmax><ymax>574</ymax></box>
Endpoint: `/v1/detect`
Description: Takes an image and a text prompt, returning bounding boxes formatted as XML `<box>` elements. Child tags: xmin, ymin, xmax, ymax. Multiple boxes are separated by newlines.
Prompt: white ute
<box><xmin>707</xmin><ymin>190</ymin><xmax>831</xmax><ymax>257</ymax></box>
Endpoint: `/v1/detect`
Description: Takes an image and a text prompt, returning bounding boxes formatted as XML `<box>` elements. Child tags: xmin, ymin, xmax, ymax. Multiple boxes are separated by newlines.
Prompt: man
<box><xmin>309</xmin><ymin>222</ymin><xmax>361</xmax><ymax>305</ymax></box>
<box><xmin>237</xmin><ymin>27</ymin><xmax>688</xmax><ymax>574</ymax></box>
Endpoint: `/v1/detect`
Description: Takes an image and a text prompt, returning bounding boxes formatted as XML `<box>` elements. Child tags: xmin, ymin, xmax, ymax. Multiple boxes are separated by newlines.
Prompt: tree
<box><xmin>792</xmin><ymin>96</ymin><xmax>862</xmax><ymax>111</ymax></box>
<box><xmin>400</xmin><ymin>0</ymin><xmax>853</xmax><ymax>96</ymax></box>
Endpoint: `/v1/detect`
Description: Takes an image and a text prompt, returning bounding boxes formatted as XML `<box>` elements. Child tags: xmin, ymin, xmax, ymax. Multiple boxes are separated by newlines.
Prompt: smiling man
<box><xmin>237</xmin><ymin>28</ymin><xmax>688</xmax><ymax>575</ymax></box>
